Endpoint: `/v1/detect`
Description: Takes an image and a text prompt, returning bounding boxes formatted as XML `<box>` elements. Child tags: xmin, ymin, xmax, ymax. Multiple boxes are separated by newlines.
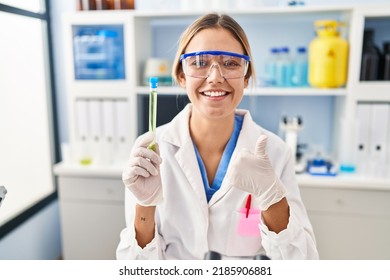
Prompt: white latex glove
<box><xmin>122</xmin><ymin>131</ymin><xmax>163</xmax><ymax>206</ymax></box>
<box><xmin>226</xmin><ymin>134</ymin><xmax>287</xmax><ymax>210</ymax></box>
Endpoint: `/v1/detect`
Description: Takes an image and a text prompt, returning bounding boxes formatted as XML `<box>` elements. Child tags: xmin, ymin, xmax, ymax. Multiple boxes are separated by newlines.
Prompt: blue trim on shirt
<box><xmin>193</xmin><ymin>114</ymin><xmax>244</xmax><ymax>202</ymax></box>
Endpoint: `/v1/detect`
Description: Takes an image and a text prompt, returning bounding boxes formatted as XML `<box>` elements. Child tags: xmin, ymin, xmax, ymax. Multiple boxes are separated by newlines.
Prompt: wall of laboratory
<box><xmin>0</xmin><ymin>201</ymin><xmax>62</xmax><ymax>259</ymax></box>
<box><xmin>51</xmin><ymin>0</ymin><xmax>76</xmax><ymax>149</ymax></box>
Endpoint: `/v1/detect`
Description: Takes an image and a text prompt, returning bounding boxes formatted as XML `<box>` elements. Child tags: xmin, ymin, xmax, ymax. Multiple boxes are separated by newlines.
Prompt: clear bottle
<box><xmin>382</xmin><ymin>42</ymin><xmax>390</xmax><ymax>80</ymax></box>
<box><xmin>275</xmin><ymin>46</ymin><xmax>293</xmax><ymax>87</ymax></box>
<box><xmin>360</xmin><ymin>29</ymin><xmax>381</xmax><ymax>81</ymax></box>
<box><xmin>292</xmin><ymin>47</ymin><xmax>308</xmax><ymax>87</ymax></box>
<box><xmin>264</xmin><ymin>47</ymin><xmax>279</xmax><ymax>87</ymax></box>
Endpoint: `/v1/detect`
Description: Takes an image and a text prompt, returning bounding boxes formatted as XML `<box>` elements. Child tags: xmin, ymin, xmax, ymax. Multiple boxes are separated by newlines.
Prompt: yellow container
<box><xmin>309</xmin><ymin>20</ymin><xmax>349</xmax><ymax>88</ymax></box>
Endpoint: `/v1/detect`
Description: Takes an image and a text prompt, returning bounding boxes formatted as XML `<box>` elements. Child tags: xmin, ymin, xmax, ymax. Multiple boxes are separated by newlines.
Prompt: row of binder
<box><xmin>355</xmin><ymin>102</ymin><xmax>390</xmax><ymax>177</ymax></box>
<box><xmin>73</xmin><ymin>98</ymin><xmax>131</xmax><ymax>165</ymax></box>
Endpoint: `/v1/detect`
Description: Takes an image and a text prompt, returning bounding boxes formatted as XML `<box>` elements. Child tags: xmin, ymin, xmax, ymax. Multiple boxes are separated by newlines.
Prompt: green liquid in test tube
<box><xmin>148</xmin><ymin>77</ymin><xmax>158</xmax><ymax>151</ymax></box>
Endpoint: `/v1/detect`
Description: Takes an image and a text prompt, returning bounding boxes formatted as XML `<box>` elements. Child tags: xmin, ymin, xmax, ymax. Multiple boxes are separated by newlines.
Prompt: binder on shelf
<box><xmin>75</xmin><ymin>99</ymin><xmax>92</xmax><ymax>165</ymax></box>
<box><xmin>387</xmin><ymin>104</ymin><xmax>390</xmax><ymax>179</ymax></box>
<box><xmin>370</xmin><ymin>104</ymin><xmax>389</xmax><ymax>177</ymax></box>
<box><xmin>102</xmin><ymin>99</ymin><xmax>116</xmax><ymax>164</ymax></box>
<box><xmin>75</xmin><ymin>99</ymin><xmax>89</xmax><ymax>142</ymax></box>
<box><xmin>355</xmin><ymin>103</ymin><xmax>372</xmax><ymax>175</ymax></box>
<box><xmin>114</xmin><ymin>99</ymin><xmax>131</xmax><ymax>163</ymax></box>
<box><xmin>338</xmin><ymin>117</ymin><xmax>357</xmax><ymax>173</ymax></box>
<box><xmin>88</xmin><ymin>99</ymin><xmax>103</xmax><ymax>164</ymax></box>
<box><xmin>88</xmin><ymin>99</ymin><xmax>103</xmax><ymax>143</ymax></box>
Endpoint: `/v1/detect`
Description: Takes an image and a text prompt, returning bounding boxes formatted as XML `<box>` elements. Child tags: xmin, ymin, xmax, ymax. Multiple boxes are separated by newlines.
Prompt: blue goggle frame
<box><xmin>180</xmin><ymin>50</ymin><xmax>250</xmax><ymax>62</ymax></box>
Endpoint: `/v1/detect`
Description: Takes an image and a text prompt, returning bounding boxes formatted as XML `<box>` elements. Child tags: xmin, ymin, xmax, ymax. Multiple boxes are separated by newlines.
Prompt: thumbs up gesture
<box><xmin>226</xmin><ymin>135</ymin><xmax>287</xmax><ymax>210</ymax></box>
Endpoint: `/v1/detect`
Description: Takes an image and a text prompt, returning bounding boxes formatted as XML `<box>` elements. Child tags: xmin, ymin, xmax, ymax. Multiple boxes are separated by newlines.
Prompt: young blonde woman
<box><xmin>117</xmin><ymin>13</ymin><xmax>318</xmax><ymax>260</ymax></box>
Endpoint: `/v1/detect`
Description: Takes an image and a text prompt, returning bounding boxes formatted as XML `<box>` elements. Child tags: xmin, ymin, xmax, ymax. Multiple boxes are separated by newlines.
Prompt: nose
<box><xmin>207</xmin><ymin>63</ymin><xmax>224</xmax><ymax>81</ymax></box>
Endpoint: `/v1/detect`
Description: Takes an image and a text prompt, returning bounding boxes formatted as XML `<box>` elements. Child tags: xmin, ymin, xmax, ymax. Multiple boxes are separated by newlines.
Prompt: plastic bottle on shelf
<box><xmin>360</xmin><ymin>29</ymin><xmax>381</xmax><ymax>81</ymax></box>
<box><xmin>275</xmin><ymin>46</ymin><xmax>293</xmax><ymax>87</ymax></box>
<box><xmin>292</xmin><ymin>46</ymin><xmax>308</xmax><ymax>87</ymax></box>
<box><xmin>308</xmin><ymin>20</ymin><xmax>348</xmax><ymax>88</ymax></box>
<box><xmin>78</xmin><ymin>0</ymin><xmax>97</xmax><ymax>10</ymax></box>
<box><xmin>95</xmin><ymin>0</ymin><xmax>109</xmax><ymax>10</ymax></box>
<box><xmin>264</xmin><ymin>47</ymin><xmax>279</xmax><ymax>87</ymax></box>
<box><xmin>108</xmin><ymin>0</ymin><xmax>134</xmax><ymax>9</ymax></box>
<box><xmin>382</xmin><ymin>42</ymin><xmax>390</xmax><ymax>80</ymax></box>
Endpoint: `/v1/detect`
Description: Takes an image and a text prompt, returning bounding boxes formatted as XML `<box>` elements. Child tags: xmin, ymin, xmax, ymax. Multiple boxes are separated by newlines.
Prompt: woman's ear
<box><xmin>244</xmin><ymin>77</ymin><xmax>249</xmax><ymax>88</ymax></box>
<box><xmin>177</xmin><ymin>71</ymin><xmax>187</xmax><ymax>88</ymax></box>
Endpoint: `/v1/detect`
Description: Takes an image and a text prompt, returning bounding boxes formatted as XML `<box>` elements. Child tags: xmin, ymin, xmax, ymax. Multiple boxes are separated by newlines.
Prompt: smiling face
<box><xmin>177</xmin><ymin>27</ymin><xmax>249</xmax><ymax>121</ymax></box>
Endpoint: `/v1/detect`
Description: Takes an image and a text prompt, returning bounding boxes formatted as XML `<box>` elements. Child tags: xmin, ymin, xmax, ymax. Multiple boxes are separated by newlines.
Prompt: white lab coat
<box><xmin>116</xmin><ymin>104</ymin><xmax>319</xmax><ymax>260</ymax></box>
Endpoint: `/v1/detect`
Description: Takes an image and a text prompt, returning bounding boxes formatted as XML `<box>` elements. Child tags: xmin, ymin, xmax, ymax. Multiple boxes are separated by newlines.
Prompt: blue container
<box><xmin>275</xmin><ymin>47</ymin><xmax>293</xmax><ymax>87</ymax></box>
<box><xmin>264</xmin><ymin>47</ymin><xmax>280</xmax><ymax>86</ymax></box>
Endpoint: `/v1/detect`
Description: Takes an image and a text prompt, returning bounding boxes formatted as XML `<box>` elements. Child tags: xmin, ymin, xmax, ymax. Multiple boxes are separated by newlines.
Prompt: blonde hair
<box><xmin>172</xmin><ymin>13</ymin><xmax>255</xmax><ymax>85</ymax></box>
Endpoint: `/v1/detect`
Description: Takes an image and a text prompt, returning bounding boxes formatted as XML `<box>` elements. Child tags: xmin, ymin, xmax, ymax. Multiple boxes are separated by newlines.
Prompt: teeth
<box><xmin>203</xmin><ymin>91</ymin><xmax>226</xmax><ymax>97</ymax></box>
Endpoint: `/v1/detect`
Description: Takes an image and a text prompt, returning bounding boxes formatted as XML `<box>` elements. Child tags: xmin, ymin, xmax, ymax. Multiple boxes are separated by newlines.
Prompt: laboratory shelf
<box><xmin>53</xmin><ymin>162</ymin><xmax>122</xmax><ymax>178</ymax></box>
<box><xmin>297</xmin><ymin>173</ymin><xmax>390</xmax><ymax>191</ymax></box>
<box><xmin>132</xmin><ymin>5</ymin><xmax>354</xmax><ymax>19</ymax></box>
<box><xmin>353</xmin><ymin>82</ymin><xmax>390</xmax><ymax>102</ymax></box>
<box><xmin>70</xmin><ymin>81</ymin><xmax>133</xmax><ymax>99</ymax></box>
<box><xmin>136</xmin><ymin>86</ymin><xmax>185</xmax><ymax>95</ymax></box>
<box><xmin>72</xmin><ymin>91</ymin><xmax>129</xmax><ymax>99</ymax></box>
<box><xmin>245</xmin><ymin>87</ymin><xmax>348</xmax><ymax>96</ymax></box>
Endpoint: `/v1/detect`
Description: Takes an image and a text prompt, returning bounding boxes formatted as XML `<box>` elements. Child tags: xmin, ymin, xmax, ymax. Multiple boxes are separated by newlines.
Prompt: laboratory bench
<box><xmin>298</xmin><ymin>173</ymin><xmax>390</xmax><ymax>259</ymax></box>
<box><xmin>54</xmin><ymin>162</ymin><xmax>390</xmax><ymax>259</ymax></box>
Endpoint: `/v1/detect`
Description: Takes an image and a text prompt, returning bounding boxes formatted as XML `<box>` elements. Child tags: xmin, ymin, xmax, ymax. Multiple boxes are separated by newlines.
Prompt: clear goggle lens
<box><xmin>180</xmin><ymin>51</ymin><xmax>250</xmax><ymax>79</ymax></box>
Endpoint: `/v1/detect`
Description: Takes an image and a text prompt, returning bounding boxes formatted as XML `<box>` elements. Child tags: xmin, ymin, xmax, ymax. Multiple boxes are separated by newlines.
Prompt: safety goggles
<box><xmin>180</xmin><ymin>50</ymin><xmax>250</xmax><ymax>79</ymax></box>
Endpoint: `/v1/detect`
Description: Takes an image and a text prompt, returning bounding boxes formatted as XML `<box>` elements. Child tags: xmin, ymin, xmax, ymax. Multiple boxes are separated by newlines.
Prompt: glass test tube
<box><xmin>148</xmin><ymin>77</ymin><xmax>158</xmax><ymax>151</ymax></box>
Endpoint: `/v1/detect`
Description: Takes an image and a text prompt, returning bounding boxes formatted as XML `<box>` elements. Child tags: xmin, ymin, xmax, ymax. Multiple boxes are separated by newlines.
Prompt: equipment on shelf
<box><xmin>280</xmin><ymin>116</ymin><xmax>306</xmax><ymax>173</ymax></box>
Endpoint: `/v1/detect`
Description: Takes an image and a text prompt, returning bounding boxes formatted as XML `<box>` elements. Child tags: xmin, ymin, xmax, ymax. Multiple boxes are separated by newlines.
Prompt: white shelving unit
<box><xmin>54</xmin><ymin>4</ymin><xmax>390</xmax><ymax>259</ymax></box>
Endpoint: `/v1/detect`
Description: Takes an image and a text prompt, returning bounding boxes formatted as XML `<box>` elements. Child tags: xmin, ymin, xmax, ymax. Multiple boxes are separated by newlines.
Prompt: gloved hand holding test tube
<box><xmin>122</xmin><ymin>76</ymin><xmax>163</xmax><ymax>206</ymax></box>
<box><xmin>148</xmin><ymin>77</ymin><xmax>158</xmax><ymax>151</ymax></box>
